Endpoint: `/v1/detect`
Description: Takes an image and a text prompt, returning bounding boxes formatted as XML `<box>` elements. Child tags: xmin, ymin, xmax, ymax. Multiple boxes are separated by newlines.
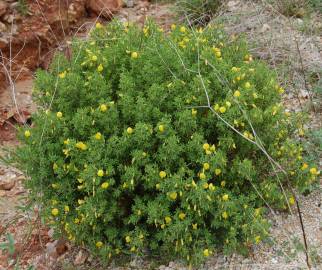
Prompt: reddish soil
<box><xmin>0</xmin><ymin>0</ymin><xmax>87</xmax><ymax>87</ymax></box>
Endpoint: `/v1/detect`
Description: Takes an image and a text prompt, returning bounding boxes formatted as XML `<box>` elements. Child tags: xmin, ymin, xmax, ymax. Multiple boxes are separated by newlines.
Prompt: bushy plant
<box><xmin>175</xmin><ymin>0</ymin><xmax>222</xmax><ymax>25</ymax></box>
<box><xmin>14</xmin><ymin>21</ymin><xmax>319</xmax><ymax>266</ymax></box>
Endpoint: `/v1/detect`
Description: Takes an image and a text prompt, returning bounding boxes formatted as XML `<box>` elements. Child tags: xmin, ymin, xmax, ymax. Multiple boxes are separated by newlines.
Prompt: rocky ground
<box><xmin>0</xmin><ymin>0</ymin><xmax>321</xmax><ymax>269</ymax></box>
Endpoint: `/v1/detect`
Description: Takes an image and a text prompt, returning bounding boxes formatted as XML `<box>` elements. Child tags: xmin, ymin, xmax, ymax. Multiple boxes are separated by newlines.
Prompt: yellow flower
<box><xmin>169</xmin><ymin>192</ymin><xmax>177</xmax><ymax>200</ymax></box>
<box><xmin>78</xmin><ymin>199</ymin><xmax>85</xmax><ymax>205</ymax></box>
<box><xmin>301</xmin><ymin>163</ymin><xmax>308</xmax><ymax>170</ymax></box>
<box><xmin>203</xmin><ymin>143</ymin><xmax>210</xmax><ymax>150</ymax></box>
<box><xmin>278</xmin><ymin>87</ymin><xmax>285</xmax><ymax>94</ymax></box>
<box><xmin>219</xmin><ymin>106</ymin><xmax>226</xmax><ymax>113</ymax></box>
<box><xmin>97</xmin><ymin>169</ymin><xmax>104</xmax><ymax>177</ymax></box>
<box><xmin>243</xmin><ymin>131</ymin><xmax>254</xmax><ymax>140</ymax></box>
<box><xmin>74</xmin><ymin>218</ymin><xmax>80</xmax><ymax>224</ymax></box>
<box><xmin>197</xmin><ymin>27</ymin><xmax>203</xmax><ymax>34</ymax></box>
<box><xmin>64</xmin><ymin>139</ymin><xmax>70</xmax><ymax>145</ymax></box>
<box><xmin>203</xmin><ymin>182</ymin><xmax>209</xmax><ymax>189</ymax></box>
<box><xmin>95</xmin><ymin>22</ymin><xmax>103</xmax><ymax>29</ymax></box>
<box><xmin>155</xmin><ymin>183</ymin><xmax>160</xmax><ymax>190</ymax></box>
<box><xmin>96</xmin><ymin>241</ymin><xmax>103</xmax><ymax>248</ymax></box>
<box><xmin>178</xmin><ymin>41</ymin><xmax>186</xmax><ymax>49</ymax></box>
<box><xmin>64</xmin><ymin>205</ymin><xmax>70</xmax><ymax>212</ymax></box>
<box><xmin>310</xmin><ymin>167</ymin><xmax>319</xmax><ymax>175</ymax></box>
<box><xmin>220</xmin><ymin>181</ymin><xmax>226</xmax><ymax>187</ymax></box>
<box><xmin>51</xmin><ymin>208</ymin><xmax>59</xmax><ymax>216</ymax></box>
<box><xmin>203</xmin><ymin>163</ymin><xmax>210</xmax><ymax>170</ymax></box>
<box><xmin>191</xmin><ymin>108</ymin><xmax>197</xmax><ymax>116</ymax></box>
<box><xmin>210</xmin><ymin>145</ymin><xmax>216</xmax><ymax>152</ymax></box>
<box><xmin>100</xmin><ymin>104</ymin><xmax>108</xmax><ymax>112</ymax></box>
<box><xmin>56</xmin><ymin>112</ymin><xmax>63</xmax><ymax>118</ymax></box>
<box><xmin>180</xmin><ymin>26</ymin><xmax>186</xmax><ymax>33</ymax></box>
<box><xmin>97</xmin><ymin>64</ymin><xmax>104</xmax><ymax>72</ymax></box>
<box><xmin>52</xmin><ymin>183</ymin><xmax>58</xmax><ymax>189</ymax></box>
<box><xmin>127</xmin><ymin>127</ymin><xmax>134</xmax><ymax>134</ymax></box>
<box><xmin>192</xmin><ymin>223</ymin><xmax>198</xmax><ymax>230</ymax></box>
<box><xmin>222</xmin><ymin>211</ymin><xmax>228</xmax><ymax>219</ymax></box>
<box><xmin>59</xmin><ymin>71</ymin><xmax>66</xmax><ymax>78</ymax></box>
<box><xmin>125</xmin><ymin>236</ymin><xmax>131</xmax><ymax>243</ymax></box>
<box><xmin>222</xmin><ymin>194</ymin><xmax>229</xmax><ymax>201</ymax></box>
<box><xmin>165</xmin><ymin>216</ymin><xmax>172</xmax><ymax>224</ymax></box>
<box><xmin>171</xmin><ymin>24</ymin><xmax>176</xmax><ymax>30</ymax></box>
<box><xmin>24</xmin><ymin>130</ymin><xmax>31</xmax><ymax>138</ymax></box>
<box><xmin>244</xmin><ymin>82</ymin><xmax>251</xmax><ymax>89</ymax></box>
<box><xmin>203</xmin><ymin>249</ymin><xmax>210</xmax><ymax>257</ymax></box>
<box><xmin>213</xmin><ymin>49</ymin><xmax>221</xmax><ymax>58</ymax></box>
<box><xmin>131</xmin><ymin>52</ymin><xmax>138</xmax><ymax>59</ymax></box>
<box><xmin>199</xmin><ymin>172</ymin><xmax>206</xmax><ymax>180</ymax></box>
<box><xmin>159</xmin><ymin>171</ymin><xmax>167</xmax><ymax>179</ymax></box>
<box><xmin>101</xmin><ymin>182</ymin><xmax>109</xmax><ymax>189</ymax></box>
<box><xmin>244</xmin><ymin>54</ymin><xmax>252</xmax><ymax>61</ymax></box>
<box><xmin>215</xmin><ymin>168</ymin><xmax>221</xmax><ymax>175</ymax></box>
<box><xmin>255</xmin><ymin>236</ymin><xmax>261</xmax><ymax>244</ymax></box>
<box><xmin>289</xmin><ymin>196</ymin><xmax>295</xmax><ymax>205</ymax></box>
<box><xmin>95</xmin><ymin>132</ymin><xmax>102</xmax><ymax>140</ymax></box>
<box><xmin>191</xmin><ymin>180</ymin><xmax>197</xmax><ymax>188</ymax></box>
<box><xmin>234</xmin><ymin>90</ymin><xmax>241</xmax><ymax>97</ymax></box>
<box><xmin>209</xmin><ymin>183</ymin><xmax>216</xmax><ymax>191</ymax></box>
<box><xmin>52</xmin><ymin>199</ymin><xmax>58</xmax><ymax>205</ymax></box>
<box><xmin>179</xmin><ymin>212</ymin><xmax>186</xmax><ymax>220</ymax></box>
<box><xmin>91</xmin><ymin>55</ymin><xmax>97</xmax><ymax>62</ymax></box>
<box><xmin>75</xmin><ymin>142</ymin><xmax>87</xmax><ymax>150</ymax></box>
<box><xmin>158</xmin><ymin>124</ymin><xmax>165</xmax><ymax>132</ymax></box>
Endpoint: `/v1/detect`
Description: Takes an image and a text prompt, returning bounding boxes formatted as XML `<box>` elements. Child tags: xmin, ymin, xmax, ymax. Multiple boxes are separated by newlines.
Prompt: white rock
<box><xmin>47</xmin><ymin>228</ymin><xmax>55</xmax><ymax>238</ymax></box>
<box><xmin>260</xmin><ymin>23</ymin><xmax>271</xmax><ymax>33</ymax></box>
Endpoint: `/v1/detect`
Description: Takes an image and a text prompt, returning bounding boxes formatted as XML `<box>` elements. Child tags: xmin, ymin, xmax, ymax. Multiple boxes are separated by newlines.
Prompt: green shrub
<box><xmin>14</xmin><ymin>21</ymin><xmax>319</xmax><ymax>266</ymax></box>
<box><xmin>175</xmin><ymin>0</ymin><xmax>222</xmax><ymax>25</ymax></box>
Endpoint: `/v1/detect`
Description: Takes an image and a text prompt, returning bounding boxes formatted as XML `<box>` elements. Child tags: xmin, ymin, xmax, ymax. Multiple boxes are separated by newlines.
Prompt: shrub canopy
<box><xmin>16</xmin><ymin>21</ymin><xmax>319</xmax><ymax>265</ymax></box>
